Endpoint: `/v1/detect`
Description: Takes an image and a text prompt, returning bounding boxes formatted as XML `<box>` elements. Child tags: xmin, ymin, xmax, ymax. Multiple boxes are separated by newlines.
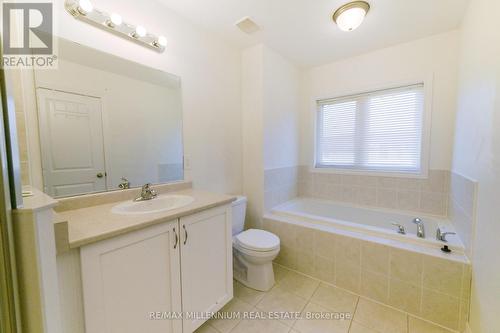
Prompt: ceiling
<box><xmin>157</xmin><ymin>0</ymin><xmax>469</xmax><ymax>67</ymax></box>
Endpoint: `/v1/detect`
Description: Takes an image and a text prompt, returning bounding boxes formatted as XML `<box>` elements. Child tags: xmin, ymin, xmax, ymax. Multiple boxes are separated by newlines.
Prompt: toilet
<box><xmin>231</xmin><ymin>196</ymin><xmax>280</xmax><ymax>291</ymax></box>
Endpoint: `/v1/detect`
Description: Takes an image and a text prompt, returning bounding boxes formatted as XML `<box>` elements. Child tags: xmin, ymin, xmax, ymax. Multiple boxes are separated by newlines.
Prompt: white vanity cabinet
<box><xmin>80</xmin><ymin>205</ymin><xmax>233</xmax><ymax>333</ymax></box>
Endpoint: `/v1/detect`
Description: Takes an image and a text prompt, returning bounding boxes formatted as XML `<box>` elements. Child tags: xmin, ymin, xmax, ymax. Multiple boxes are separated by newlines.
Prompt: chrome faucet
<box><xmin>436</xmin><ymin>227</ymin><xmax>456</xmax><ymax>242</ymax></box>
<box><xmin>391</xmin><ymin>223</ymin><xmax>406</xmax><ymax>235</ymax></box>
<box><xmin>413</xmin><ymin>218</ymin><xmax>425</xmax><ymax>238</ymax></box>
<box><xmin>118</xmin><ymin>177</ymin><xmax>130</xmax><ymax>189</ymax></box>
<box><xmin>134</xmin><ymin>183</ymin><xmax>157</xmax><ymax>201</ymax></box>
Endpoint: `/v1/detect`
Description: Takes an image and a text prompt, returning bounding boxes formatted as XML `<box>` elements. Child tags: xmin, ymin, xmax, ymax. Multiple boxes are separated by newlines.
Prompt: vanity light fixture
<box><xmin>132</xmin><ymin>25</ymin><xmax>147</xmax><ymax>38</ymax></box>
<box><xmin>107</xmin><ymin>13</ymin><xmax>122</xmax><ymax>28</ymax></box>
<box><xmin>333</xmin><ymin>1</ymin><xmax>370</xmax><ymax>32</ymax></box>
<box><xmin>64</xmin><ymin>0</ymin><xmax>166</xmax><ymax>52</ymax></box>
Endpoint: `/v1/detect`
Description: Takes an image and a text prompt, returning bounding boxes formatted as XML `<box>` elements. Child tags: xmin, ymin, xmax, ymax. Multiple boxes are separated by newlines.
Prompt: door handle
<box><xmin>183</xmin><ymin>225</ymin><xmax>188</xmax><ymax>245</ymax></box>
<box><xmin>96</xmin><ymin>172</ymin><xmax>104</xmax><ymax>178</ymax></box>
<box><xmin>173</xmin><ymin>227</ymin><xmax>178</xmax><ymax>249</ymax></box>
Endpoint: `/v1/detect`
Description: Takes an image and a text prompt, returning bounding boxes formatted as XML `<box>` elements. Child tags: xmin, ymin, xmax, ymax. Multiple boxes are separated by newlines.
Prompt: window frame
<box><xmin>312</xmin><ymin>78</ymin><xmax>433</xmax><ymax>179</ymax></box>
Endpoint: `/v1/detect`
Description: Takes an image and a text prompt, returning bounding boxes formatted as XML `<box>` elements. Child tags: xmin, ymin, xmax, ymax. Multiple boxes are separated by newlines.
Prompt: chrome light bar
<box><xmin>64</xmin><ymin>0</ymin><xmax>167</xmax><ymax>53</ymax></box>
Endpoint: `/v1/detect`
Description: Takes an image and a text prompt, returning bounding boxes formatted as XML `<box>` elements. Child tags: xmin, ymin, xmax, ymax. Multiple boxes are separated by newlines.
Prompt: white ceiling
<box><xmin>157</xmin><ymin>0</ymin><xmax>469</xmax><ymax>67</ymax></box>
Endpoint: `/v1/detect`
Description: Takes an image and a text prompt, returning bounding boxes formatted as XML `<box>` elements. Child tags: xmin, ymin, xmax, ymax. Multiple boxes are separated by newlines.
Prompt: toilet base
<box><xmin>233</xmin><ymin>251</ymin><xmax>276</xmax><ymax>291</ymax></box>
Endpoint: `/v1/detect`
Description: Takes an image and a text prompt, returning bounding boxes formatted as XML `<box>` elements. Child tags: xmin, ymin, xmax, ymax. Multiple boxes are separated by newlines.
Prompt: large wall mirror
<box><xmin>7</xmin><ymin>37</ymin><xmax>184</xmax><ymax>198</ymax></box>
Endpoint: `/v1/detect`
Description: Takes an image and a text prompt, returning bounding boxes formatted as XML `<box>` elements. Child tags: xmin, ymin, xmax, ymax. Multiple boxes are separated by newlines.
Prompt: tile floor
<box><xmin>195</xmin><ymin>264</ymin><xmax>456</xmax><ymax>333</ymax></box>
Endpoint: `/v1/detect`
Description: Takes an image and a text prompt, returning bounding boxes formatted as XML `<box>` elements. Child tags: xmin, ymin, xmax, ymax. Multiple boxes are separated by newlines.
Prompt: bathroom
<box><xmin>0</xmin><ymin>0</ymin><xmax>498</xmax><ymax>333</ymax></box>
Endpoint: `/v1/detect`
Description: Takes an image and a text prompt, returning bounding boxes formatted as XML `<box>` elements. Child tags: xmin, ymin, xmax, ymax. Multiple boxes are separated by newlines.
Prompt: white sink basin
<box><xmin>111</xmin><ymin>195</ymin><xmax>195</xmax><ymax>215</ymax></box>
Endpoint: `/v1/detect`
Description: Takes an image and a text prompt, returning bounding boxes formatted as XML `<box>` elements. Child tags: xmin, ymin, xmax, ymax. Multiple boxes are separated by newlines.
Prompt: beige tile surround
<box><xmin>264</xmin><ymin>218</ymin><xmax>471</xmax><ymax>332</ymax></box>
<box><xmin>264</xmin><ymin>166</ymin><xmax>299</xmax><ymax>211</ymax></box>
<box><xmin>196</xmin><ymin>264</ymin><xmax>457</xmax><ymax>333</ymax></box>
<box><xmin>297</xmin><ymin>167</ymin><xmax>450</xmax><ymax>216</ymax></box>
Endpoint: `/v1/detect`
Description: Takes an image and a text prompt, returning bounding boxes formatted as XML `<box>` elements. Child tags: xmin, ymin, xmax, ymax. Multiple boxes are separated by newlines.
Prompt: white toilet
<box><xmin>232</xmin><ymin>196</ymin><xmax>280</xmax><ymax>291</ymax></box>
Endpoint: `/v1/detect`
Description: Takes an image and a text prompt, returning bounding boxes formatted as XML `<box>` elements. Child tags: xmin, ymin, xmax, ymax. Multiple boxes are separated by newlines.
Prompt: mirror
<box><xmin>8</xmin><ymin>37</ymin><xmax>184</xmax><ymax>198</ymax></box>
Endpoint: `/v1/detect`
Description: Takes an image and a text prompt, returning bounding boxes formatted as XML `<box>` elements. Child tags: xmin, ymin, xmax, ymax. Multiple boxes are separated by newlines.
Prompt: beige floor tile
<box><xmin>408</xmin><ymin>316</ymin><xmax>454</xmax><ymax>333</ymax></box>
<box><xmin>274</xmin><ymin>263</ymin><xmax>290</xmax><ymax>283</ymax></box>
<box><xmin>353</xmin><ymin>298</ymin><xmax>407</xmax><ymax>333</ymax></box>
<box><xmin>234</xmin><ymin>280</ymin><xmax>267</xmax><ymax>306</ymax></box>
<box><xmin>348</xmin><ymin>322</ymin><xmax>379</xmax><ymax>333</ymax></box>
<box><xmin>293</xmin><ymin>302</ymin><xmax>351</xmax><ymax>333</ymax></box>
<box><xmin>278</xmin><ymin>270</ymin><xmax>320</xmax><ymax>299</ymax></box>
<box><xmin>310</xmin><ymin>283</ymin><xmax>358</xmax><ymax>314</ymax></box>
<box><xmin>194</xmin><ymin>322</ymin><xmax>219</xmax><ymax>333</ymax></box>
<box><xmin>256</xmin><ymin>286</ymin><xmax>308</xmax><ymax>326</ymax></box>
<box><xmin>231</xmin><ymin>317</ymin><xmax>290</xmax><ymax>333</ymax></box>
<box><xmin>209</xmin><ymin>298</ymin><xmax>252</xmax><ymax>333</ymax></box>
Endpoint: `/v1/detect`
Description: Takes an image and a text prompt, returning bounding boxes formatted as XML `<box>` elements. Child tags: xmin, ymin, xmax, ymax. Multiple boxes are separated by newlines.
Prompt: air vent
<box><xmin>235</xmin><ymin>17</ymin><xmax>260</xmax><ymax>34</ymax></box>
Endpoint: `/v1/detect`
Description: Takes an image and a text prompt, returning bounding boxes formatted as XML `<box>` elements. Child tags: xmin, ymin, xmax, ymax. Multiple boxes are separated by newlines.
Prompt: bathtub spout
<box><xmin>413</xmin><ymin>218</ymin><xmax>425</xmax><ymax>238</ymax></box>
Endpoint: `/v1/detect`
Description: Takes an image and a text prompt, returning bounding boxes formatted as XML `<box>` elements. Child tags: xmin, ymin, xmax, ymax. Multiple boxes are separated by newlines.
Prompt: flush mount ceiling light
<box><xmin>65</xmin><ymin>0</ymin><xmax>167</xmax><ymax>52</ymax></box>
<box><xmin>333</xmin><ymin>1</ymin><xmax>370</xmax><ymax>32</ymax></box>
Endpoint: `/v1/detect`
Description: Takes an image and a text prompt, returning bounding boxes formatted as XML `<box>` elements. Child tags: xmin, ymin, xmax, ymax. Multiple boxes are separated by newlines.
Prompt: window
<box><xmin>315</xmin><ymin>84</ymin><xmax>426</xmax><ymax>174</ymax></box>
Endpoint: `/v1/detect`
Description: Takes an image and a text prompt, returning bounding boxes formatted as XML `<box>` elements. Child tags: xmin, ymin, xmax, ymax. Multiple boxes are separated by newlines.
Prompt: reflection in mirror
<box><xmin>8</xmin><ymin>37</ymin><xmax>184</xmax><ymax>198</ymax></box>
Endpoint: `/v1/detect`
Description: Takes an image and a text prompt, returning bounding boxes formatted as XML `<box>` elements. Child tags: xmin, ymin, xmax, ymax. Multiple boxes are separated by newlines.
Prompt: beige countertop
<box><xmin>56</xmin><ymin>189</ymin><xmax>236</xmax><ymax>248</ymax></box>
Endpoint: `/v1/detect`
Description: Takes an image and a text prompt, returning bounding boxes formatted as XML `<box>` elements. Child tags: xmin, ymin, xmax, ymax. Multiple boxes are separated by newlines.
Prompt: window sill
<box><xmin>310</xmin><ymin>166</ymin><xmax>428</xmax><ymax>179</ymax></box>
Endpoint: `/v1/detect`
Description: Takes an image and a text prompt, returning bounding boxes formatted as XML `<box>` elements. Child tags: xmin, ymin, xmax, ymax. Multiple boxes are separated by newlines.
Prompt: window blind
<box><xmin>316</xmin><ymin>84</ymin><xmax>424</xmax><ymax>174</ymax></box>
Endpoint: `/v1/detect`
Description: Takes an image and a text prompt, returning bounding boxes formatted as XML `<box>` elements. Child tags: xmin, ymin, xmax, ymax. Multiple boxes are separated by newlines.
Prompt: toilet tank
<box><xmin>231</xmin><ymin>196</ymin><xmax>247</xmax><ymax>236</ymax></box>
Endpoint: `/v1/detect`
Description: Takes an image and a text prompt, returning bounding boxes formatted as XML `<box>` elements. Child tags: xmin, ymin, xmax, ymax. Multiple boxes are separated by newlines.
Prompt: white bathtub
<box><xmin>271</xmin><ymin>197</ymin><xmax>464</xmax><ymax>253</ymax></box>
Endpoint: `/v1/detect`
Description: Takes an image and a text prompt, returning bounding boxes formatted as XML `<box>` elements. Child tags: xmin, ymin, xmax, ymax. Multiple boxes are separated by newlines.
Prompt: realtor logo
<box><xmin>2</xmin><ymin>2</ymin><xmax>57</xmax><ymax>68</ymax></box>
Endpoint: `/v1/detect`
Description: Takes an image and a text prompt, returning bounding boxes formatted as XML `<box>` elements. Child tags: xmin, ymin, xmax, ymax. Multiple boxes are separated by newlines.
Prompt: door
<box><xmin>180</xmin><ymin>205</ymin><xmax>233</xmax><ymax>333</ymax></box>
<box><xmin>80</xmin><ymin>221</ymin><xmax>182</xmax><ymax>333</ymax></box>
<box><xmin>37</xmin><ymin>89</ymin><xmax>106</xmax><ymax>197</ymax></box>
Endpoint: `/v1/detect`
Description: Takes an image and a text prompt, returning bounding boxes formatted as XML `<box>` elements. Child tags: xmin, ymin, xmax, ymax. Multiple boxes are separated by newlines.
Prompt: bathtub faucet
<box><xmin>413</xmin><ymin>218</ymin><xmax>425</xmax><ymax>238</ymax></box>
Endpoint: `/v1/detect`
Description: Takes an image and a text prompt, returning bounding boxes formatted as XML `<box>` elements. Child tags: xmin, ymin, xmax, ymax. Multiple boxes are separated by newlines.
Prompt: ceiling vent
<box><xmin>235</xmin><ymin>17</ymin><xmax>260</xmax><ymax>34</ymax></box>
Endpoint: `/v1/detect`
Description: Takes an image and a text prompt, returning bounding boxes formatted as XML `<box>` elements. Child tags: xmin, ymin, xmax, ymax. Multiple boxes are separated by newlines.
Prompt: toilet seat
<box><xmin>234</xmin><ymin>229</ymin><xmax>280</xmax><ymax>252</ymax></box>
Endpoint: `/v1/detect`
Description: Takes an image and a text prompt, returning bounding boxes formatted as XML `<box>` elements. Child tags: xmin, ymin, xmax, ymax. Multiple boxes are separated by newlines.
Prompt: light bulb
<box><xmin>110</xmin><ymin>13</ymin><xmax>122</xmax><ymax>26</ymax></box>
<box><xmin>133</xmin><ymin>25</ymin><xmax>147</xmax><ymax>38</ymax></box>
<box><xmin>77</xmin><ymin>0</ymin><xmax>93</xmax><ymax>15</ymax></box>
<box><xmin>333</xmin><ymin>1</ymin><xmax>370</xmax><ymax>32</ymax></box>
<box><xmin>157</xmin><ymin>36</ymin><xmax>167</xmax><ymax>47</ymax></box>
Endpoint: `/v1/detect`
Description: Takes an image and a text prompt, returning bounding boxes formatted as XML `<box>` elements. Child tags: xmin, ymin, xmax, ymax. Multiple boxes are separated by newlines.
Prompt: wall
<box><xmin>50</xmin><ymin>0</ymin><xmax>242</xmax><ymax>194</ymax></box>
<box><xmin>242</xmin><ymin>45</ymin><xmax>300</xmax><ymax>226</ymax></box>
<box><xmin>300</xmin><ymin>30</ymin><xmax>460</xmax><ymax>170</ymax></box>
<box><xmin>451</xmin><ymin>0</ymin><xmax>500</xmax><ymax>332</ymax></box>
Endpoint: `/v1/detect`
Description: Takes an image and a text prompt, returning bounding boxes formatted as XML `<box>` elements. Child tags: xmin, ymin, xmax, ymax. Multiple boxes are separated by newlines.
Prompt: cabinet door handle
<box><xmin>173</xmin><ymin>227</ymin><xmax>178</xmax><ymax>249</ymax></box>
<box><xmin>183</xmin><ymin>225</ymin><xmax>188</xmax><ymax>245</ymax></box>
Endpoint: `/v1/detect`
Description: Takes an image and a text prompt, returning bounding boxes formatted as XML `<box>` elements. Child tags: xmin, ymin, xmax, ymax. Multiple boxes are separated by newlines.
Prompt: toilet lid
<box><xmin>235</xmin><ymin>229</ymin><xmax>280</xmax><ymax>252</ymax></box>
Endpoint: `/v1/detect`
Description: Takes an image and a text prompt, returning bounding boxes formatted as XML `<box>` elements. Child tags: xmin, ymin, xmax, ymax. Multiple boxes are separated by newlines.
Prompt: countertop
<box><xmin>56</xmin><ymin>189</ymin><xmax>236</xmax><ymax>248</ymax></box>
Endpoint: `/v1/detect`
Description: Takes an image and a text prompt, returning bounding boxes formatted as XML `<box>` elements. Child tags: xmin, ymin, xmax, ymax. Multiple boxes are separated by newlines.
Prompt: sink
<box><xmin>111</xmin><ymin>194</ymin><xmax>195</xmax><ymax>215</ymax></box>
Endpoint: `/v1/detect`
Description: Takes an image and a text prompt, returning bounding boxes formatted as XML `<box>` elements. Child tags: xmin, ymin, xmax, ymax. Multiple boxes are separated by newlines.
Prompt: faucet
<box><xmin>118</xmin><ymin>177</ymin><xmax>130</xmax><ymax>189</ymax></box>
<box><xmin>134</xmin><ymin>183</ymin><xmax>157</xmax><ymax>201</ymax></box>
<box><xmin>436</xmin><ymin>227</ymin><xmax>456</xmax><ymax>242</ymax></box>
<box><xmin>413</xmin><ymin>218</ymin><xmax>425</xmax><ymax>238</ymax></box>
<box><xmin>391</xmin><ymin>223</ymin><xmax>406</xmax><ymax>235</ymax></box>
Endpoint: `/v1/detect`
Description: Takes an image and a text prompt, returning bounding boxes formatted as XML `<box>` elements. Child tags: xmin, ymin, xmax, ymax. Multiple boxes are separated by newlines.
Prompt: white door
<box><xmin>80</xmin><ymin>221</ymin><xmax>183</xmax><ymax>333</ymax></box>
<box><xmin>180</xmin><ymin>206</ymin><xmax>233</xmax><ymax>333</ymax></box>
<box><xmin>37</xmin><ymin>88</ymin><xmax>106</xmax><ymax>197</ymax></box>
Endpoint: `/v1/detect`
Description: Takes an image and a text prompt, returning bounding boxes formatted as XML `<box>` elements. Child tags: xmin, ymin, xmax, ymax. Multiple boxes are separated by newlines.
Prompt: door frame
<box><xmin>0</xmin><ymin>58</ymin><xmax>22</xmax><ymax>332</ymax></box>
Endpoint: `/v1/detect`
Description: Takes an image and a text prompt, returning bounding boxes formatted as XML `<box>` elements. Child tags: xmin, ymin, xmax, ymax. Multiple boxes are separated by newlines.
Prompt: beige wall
<box><xmin>50</xmin><ymin>0</ymin><xmax>242</xmax><ymax>194</ymax></box>
<box><xmin>451</xmin><ymin>0</ymin><xmax>500</xmax><ymax>332</ymax></box>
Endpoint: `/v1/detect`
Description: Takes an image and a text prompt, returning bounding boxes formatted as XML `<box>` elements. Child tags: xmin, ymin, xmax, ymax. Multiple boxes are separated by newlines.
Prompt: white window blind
<box><xmin>316</xmin><ymin>84</ymin><xmax>425</xmax><ymax>174</ymax></box>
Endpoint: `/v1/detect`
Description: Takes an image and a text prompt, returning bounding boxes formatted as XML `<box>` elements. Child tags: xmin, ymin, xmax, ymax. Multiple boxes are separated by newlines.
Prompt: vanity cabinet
<box><xmin>80</xmin><ymin>205</ymin><xmax>233</xmax><ymax>333</ymax></box>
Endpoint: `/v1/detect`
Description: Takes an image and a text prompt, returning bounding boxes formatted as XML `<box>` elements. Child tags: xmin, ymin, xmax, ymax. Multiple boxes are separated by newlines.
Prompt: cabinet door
<box><xmin>80</xmin><ymin>221</ymin><xmax>182</xmax><ymax>333</ymax></box>
<box><xmin>180</xmin><ymin>205</ymin><xmax>233</xmax><ymax>333</ymax></box>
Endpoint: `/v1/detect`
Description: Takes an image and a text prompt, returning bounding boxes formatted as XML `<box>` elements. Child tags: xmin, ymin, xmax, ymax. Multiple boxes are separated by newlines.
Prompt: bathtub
<box><xmin>270</xmin><ymin>197</ymin><xmax>464</xmax><ymax>253</ymax></box>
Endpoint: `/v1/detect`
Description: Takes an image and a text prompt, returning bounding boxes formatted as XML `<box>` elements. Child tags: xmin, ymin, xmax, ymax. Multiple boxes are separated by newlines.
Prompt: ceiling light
<box><xmin>77</xmin><ymin>0</ymin><xmax>93</xmax><ymax>15</ymax></box>
<box><xmin>132</xmin><ymin>25</ymin><xmax>147</xmax><ymax>38</ymax></box>
<box><xmin>333</xmin><ymin>1</ymin><xmax>370</xmax><ymax>32</ymax></box>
